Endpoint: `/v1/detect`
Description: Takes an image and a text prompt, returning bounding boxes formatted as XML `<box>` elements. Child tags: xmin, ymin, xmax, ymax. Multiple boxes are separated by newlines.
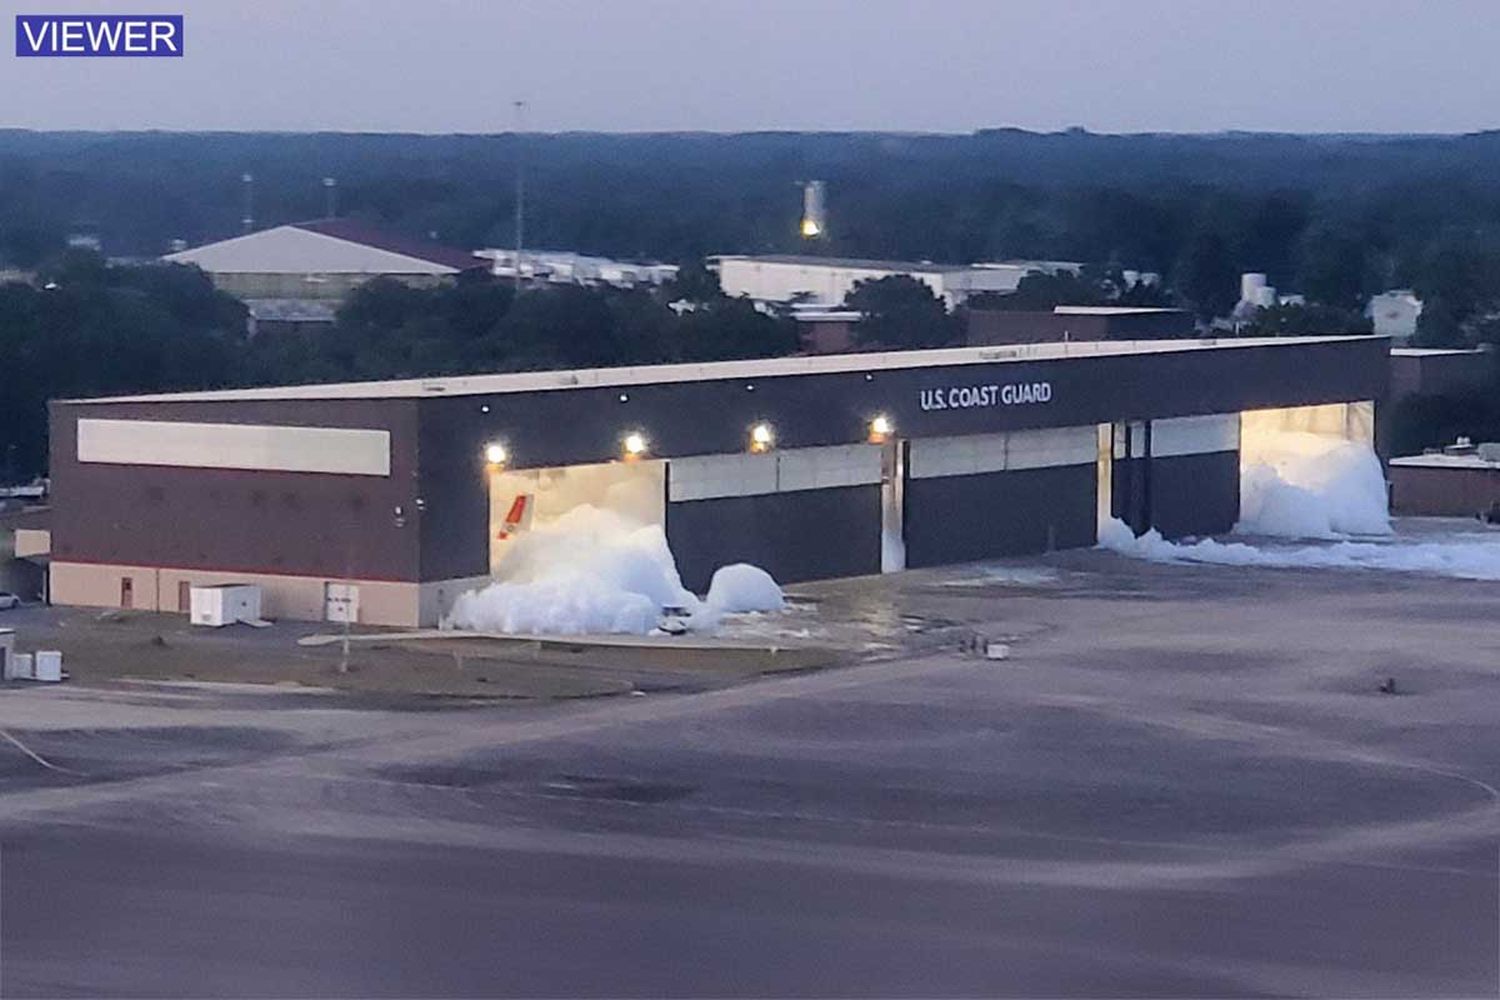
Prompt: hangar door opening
<box><xmin>488</xmin><ymin>460</ymin><xmax>666</xmax><ymax>576</ymax></box>
<box><xmin>1239</xmin><ymin>400</ymin><xmax>1384</xmax><ymax>535</ymax></box>
<box><xmin>1241</xmin><ymin>401</ymin><xmax>1374</xmax><ymax>456</ymax></box>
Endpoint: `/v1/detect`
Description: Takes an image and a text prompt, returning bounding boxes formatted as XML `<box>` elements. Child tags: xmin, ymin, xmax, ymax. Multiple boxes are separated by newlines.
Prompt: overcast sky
<box><xmin>4</xmin><ymin>0</ymin><xmax>1499</xmax><ymax>134</ymax></box>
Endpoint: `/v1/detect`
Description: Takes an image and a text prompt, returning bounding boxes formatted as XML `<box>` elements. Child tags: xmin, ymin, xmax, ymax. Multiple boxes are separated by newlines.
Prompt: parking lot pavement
<box><xmin>0</xmin><ymin>548</ymin><xmax>1497</xmax><ymax>996</ymax></box>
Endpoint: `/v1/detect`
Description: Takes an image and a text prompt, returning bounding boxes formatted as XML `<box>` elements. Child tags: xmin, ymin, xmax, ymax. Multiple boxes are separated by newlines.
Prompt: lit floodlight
<box><xmin>750</xmin><ymin>422</ymin><xmax>775</xmax><ymax>452</ymax></box>
<box><xmin>868</xmin><ymin>414</ymin><xmax>894</xmax><ymax>442</ymax></box>
<box><xmin>484</xmin><ymin>442</ymin><xmax>509</xmax><ymax>466</ymax></box>
<box><xmin>622</xmin><ymin>431</ymin><xmax>649</xmax><ymax>458</ymax></box>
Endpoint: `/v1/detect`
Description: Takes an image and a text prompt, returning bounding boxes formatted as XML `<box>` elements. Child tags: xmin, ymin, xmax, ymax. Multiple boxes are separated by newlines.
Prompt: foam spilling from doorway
<box><xmin>1238</xmin><ymin>432</ymin><xmax>1390</xmax><ymax>539</ymax></box>
<box><xmin>442</xmin><ymin>505</ymin><xmax>783</xmax><ymax>636</ymax></box>
<box><xmin>1099</xmin><ymin>517</ymin><xmax>1500</xmax><ymax>580</ymax></box>
<box><xmin>1099</xmin><ymin>431</ymin><xmax>1500</xmax><ymax>580</ymax></box>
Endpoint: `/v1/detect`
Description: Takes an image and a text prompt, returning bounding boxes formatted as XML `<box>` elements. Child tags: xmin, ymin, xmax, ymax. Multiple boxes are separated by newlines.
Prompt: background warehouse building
<box><xmin>48</xmin><ymin>336</ymin><xmax>1388</xmax><ymax>627</ymax></box>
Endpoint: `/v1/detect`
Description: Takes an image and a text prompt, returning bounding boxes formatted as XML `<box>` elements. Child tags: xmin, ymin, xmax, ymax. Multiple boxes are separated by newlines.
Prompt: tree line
<box><xmin>7</xmin><ymin>129</ymin><xmax>1500</xmax><ymax>342</ymax></box>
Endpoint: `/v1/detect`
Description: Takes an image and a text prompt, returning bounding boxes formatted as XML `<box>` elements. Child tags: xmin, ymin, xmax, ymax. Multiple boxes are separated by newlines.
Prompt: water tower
<box><xmin>800</xmin><ymin>180</ymin><xmax>827</xmax><ymax>240</ymax></box>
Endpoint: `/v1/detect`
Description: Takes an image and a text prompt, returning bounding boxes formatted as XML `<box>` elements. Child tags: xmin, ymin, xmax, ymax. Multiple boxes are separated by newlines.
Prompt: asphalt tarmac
<box><xmin>0</xmin><ymin>543</ymin><xmax>1496</xmax><ymax>996</ymax></box>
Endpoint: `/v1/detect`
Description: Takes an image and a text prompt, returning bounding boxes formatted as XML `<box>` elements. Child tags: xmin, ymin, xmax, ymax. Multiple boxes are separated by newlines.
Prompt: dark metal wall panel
<box><xmin>48</xmin><ymin>398</ymin><xmax>422</xmax><ymax>581</ymax></box>
<box><xmin>1113</xmin><ymin>450</ymin><xmax>1240</xmax><ymax>539</ymax></box>
<box><xmin>967</xmin><ymin>310</ymin><xmax>1195</xmax><ymax>345</ymax></box>
<box><xmin>1390</xmin><ymin>465</ymin><xmax>1500</xmax><ymax>517</ymax></box>
<box><xmin>665</xmin><ymin>486</ymin><xmax>882</xmax><ymax>593</ymax></box>
<box><xmin>904</xmin><ymin>464</ymin><xmax>1097</xmax><ymax>568</ymax></box>
<box><xmin>417</xmin><ymin>402</ymin><xmax>491</xmax><ymax>581</ymax></box>
<box><xmin>1148</xmin><ymin>450</ymin><xmax>1240</xmax><ymax>539</ymax></box>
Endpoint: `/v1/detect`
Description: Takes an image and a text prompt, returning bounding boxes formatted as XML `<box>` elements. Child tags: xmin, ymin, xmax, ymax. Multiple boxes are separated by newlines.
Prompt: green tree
<box><xmin>674</xmin><ymin>297</ymin><xmax>798</xmax><ymax>362</ymax></box>
<box><xmin>667</xmin><ymin>259</ymin><xmax>723</xmax><ymax>303</ymax></box>
<box><xmin>1240</xmin><ymin>302</ymin><xmax>1373</xmax><ymax>337</ymax></box>
<box><xmin>1173</xmin><ymin>230</ymin><xmax>1239</xmax><ymax>320</ymax></box>
<box><xmin>977</xmin><ymin>271</ymin><xmax>1107</xmax><ymax>311</ymax></box>
<box><xmin>1296</xmin><ymin>228</ymin><xmax>1368</xmax><ymax>310</ymax></box>
<box><xmin>845</xmin><ymin>275</ymin><xmax>957</xmax><ymax>350</ymax></box>
<box><xmin>1412</xmin><ymin>298</ymin><xmax>1467</xmax><ymax>348</ymax></box>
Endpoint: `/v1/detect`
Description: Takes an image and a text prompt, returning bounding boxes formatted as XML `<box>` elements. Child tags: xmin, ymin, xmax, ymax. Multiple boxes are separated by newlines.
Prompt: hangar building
<box><xmin>163</xmin><ymin>219</ymin><xmax>486</xmax><ymax>303</ymax></box>
<box><xmin>48</xmin><ymin>335</ymin><xmax>1388</xmax><ymax>627</ymax></box>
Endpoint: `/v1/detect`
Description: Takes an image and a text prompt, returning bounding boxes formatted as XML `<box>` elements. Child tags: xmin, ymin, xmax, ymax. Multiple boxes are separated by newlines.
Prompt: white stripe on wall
<box><xmin>1149</xmin><ymin>414</ymin><xmax>1240</xmax><ymax>458</ymax></box>
<box><xmin>668</xmin><ymin>452</ymin><xmax>778</xmax><ymax>502</ymax></box>
<box><xmin>670</xmin><ymin>444</ymin><xmax>881</xmax><ymax>501</ymax></box>
<box><xmin>77</xmin><ymin>418</ymin><xmax>391</xmax><ymax>476</ymax></box>
<box><xmin>909</xmin><ymin>426</ymin><xmax>1096</xmax><ymax>479</ymax></box>
<box><xmin>907</xmin><ymin>433</ymin><xmax>1009</xmax><ymax>480</ymax></box>
<box><xmin>777</xmin><ymin>443</ymin><xmax>883</xmax><ymax>492</ymax></box>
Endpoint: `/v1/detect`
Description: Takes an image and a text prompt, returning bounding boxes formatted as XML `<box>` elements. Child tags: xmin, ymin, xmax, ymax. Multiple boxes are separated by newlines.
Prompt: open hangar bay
<box><xmin>0</xmin><ymin>538</ymin><xmax>1495</xmax><ymax>997</ymax></box>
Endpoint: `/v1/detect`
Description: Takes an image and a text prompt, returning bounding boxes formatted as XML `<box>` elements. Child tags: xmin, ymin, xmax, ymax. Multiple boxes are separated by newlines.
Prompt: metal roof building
<box><xmin>710</xmin><ymin>254</ymin><xmax>1082</xmax><ymax>309</ymax></box>
<box><xmin>47</xmin><ymin>336</ymin><xmax>1388</xmax><ymax>627</ymax></box>
<box><xmin>163</xmin><ymin>219</ymin><xmax>485</xmax><ymax>302</ymax></box>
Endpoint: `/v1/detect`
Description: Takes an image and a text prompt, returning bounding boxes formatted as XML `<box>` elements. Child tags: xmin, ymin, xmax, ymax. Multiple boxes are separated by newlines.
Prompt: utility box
<box><xmin>7</xmin><ymin>653</ymin><xmax>33</xmax><ymax>681</ymax></box>
<box><xmin>190</xmin><ymin>584</ymin><xmax>262</xmax><ymax>627</ymax></box>
<box><xmin>33</xmin><ymin>650</ymin><xmax>61</xmax><ymax>683</ymax></box>
<box><xmin>0</xmin><ymin>628</ymin><xmax>14</xmax><ymax>680</ymax></box>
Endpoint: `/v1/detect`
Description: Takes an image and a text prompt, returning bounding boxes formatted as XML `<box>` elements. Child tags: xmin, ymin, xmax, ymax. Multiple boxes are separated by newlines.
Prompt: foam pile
<box><xmin>1099</xmin><ymin>432</ymin><xmax>1500</xmax><ymax>580</ymax></box>
<box><xmin>705</xmin><ymin>563</ymin><xmax>785</xmax><ymax>613</ymax></box>
<box><xmin>442</xmin><ymin>505</ymin><xmax>784</xmax><ymax>636</ymax></box>
<box><xmin>1238</xmin><ymin>432</ymin><xmax>1390</xmax><ymax>539</ymax></box>
<box><xmin>1099</xmin><ymin>517</ymin><xmax>1500</xmax><ymax>581</ymax></box>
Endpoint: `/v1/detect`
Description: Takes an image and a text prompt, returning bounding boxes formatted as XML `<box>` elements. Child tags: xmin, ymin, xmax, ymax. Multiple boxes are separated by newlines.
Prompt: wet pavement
<box><xmin>0</xmin><ymin>534</ymin><xmax>1496</xmax><ymax>996</ymax></box>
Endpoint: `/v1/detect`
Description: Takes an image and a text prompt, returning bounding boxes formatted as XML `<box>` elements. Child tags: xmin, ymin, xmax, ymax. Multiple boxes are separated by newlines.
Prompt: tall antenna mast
<box><xmin>241</xmin><ymin>172</ymin><xmax>255</xmax><ymax>233</ymax></box>
<box><xmin>513</xmin><ymin>99</ymin><xmax>526</xmax><ymax>291</ymax></box>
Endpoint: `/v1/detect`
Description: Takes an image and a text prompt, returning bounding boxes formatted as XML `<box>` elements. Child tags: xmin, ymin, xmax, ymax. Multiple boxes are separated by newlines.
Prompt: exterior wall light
<box><xmin>484</xmin><ymin>442</ymin><xmax>509</xmax><ymax>467</ymax></box>
<box><xmin>622</xmin><ymin>431</ymin><xmax>649</xmax><ymax>459</ymax></box>
<box><xmin>749</xmin><ymin>422</ymin><xmax>775</xmax><ymax>453</ymax></box>
<box><xmin>868</xmin><ymin>414</ymin><xmax>894</xmax><ymax>443</ymax></box>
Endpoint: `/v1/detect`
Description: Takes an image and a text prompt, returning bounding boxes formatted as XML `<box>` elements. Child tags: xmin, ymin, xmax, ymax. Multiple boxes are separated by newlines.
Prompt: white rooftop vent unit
<box><xmin>1444</xmin><ymin>436</ymin><xmax>1476</xmax><ymax>455</ymax></box>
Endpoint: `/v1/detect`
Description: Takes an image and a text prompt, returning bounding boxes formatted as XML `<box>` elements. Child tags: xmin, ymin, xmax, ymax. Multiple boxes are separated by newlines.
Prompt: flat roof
<box><xmin>1390</xmin><ymin>453</ymin><xmax>1500</xmax><ymax>470</ymax></box>
<box><xmin>67</xmin><ymin>335</ymin><xmax>1379</xmax><ymax>405</ymax></box>
<box><xmin>1389</xmin><ymin>347</ymin><xmax>1486</xmax><ymax>357</ymax></box>
<box><xmin>710</xmin><ymin>254</ymin><xmax>976</xmax><ymax>274</ymax></box>
<box><xmin>790</xmin><ymin>310</ymin><xmax>862</xmax><ymax>322</ymax></box>
<box><xmin>1052</xmin><ymin>306</ymin><xmax>1185</xmax><ymax>316</ymax></box>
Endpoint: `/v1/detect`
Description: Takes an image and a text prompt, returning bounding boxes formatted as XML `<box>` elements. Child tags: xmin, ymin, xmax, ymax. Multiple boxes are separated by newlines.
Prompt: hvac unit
<box><xmin>7</xmin><ymin>653</ymin><xmax>33</xmax><ymax>681</ymax></box>
<box><xmin>0</xmin><ymin>628</ymin><xmax>15</xmax><ymax>679</ymax></box>
<box><xmin>33</xmin><ymin>650</ymin><xmax>61</xmax><ymax>683</ymax></box>
<box><xmin>190</xmin><ymin>584</ymin><xmax>263</xmax><ymax>627</ymax></box>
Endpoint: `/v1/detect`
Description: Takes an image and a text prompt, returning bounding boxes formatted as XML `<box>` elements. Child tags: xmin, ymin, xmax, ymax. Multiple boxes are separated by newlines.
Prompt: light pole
<box><xmin>513</xmin><ymin>100</ymin><xmax>526</xmax><ymax>292</ymax></box>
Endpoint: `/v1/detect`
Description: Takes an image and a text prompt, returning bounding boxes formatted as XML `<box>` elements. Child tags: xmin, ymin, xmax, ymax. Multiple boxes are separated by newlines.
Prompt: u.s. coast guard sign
<box><xmin>918</xmin><ymin>381</ymin><xmax>1052</xmax><ymax>412</ymax></box>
